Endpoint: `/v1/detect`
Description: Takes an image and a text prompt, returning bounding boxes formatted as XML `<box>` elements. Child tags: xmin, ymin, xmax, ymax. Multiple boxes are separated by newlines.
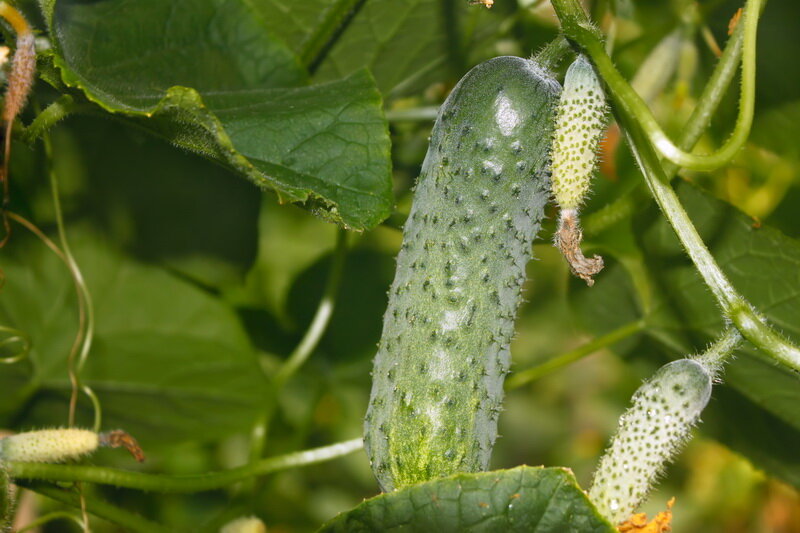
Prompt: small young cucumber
<box><xmin>0</xmin><ymin>428</ymin><xmax>99</xmax><ymax>463</ymax></box>
<box><xmin>550</xmin><ymin>55</ymin><xmax>608</xmax><ymax>285</ymax></box>
<box><xmin>0</xmin><ymin>428</ymin><xmax>145</xmax><ymax>464</ymax></box>
<box><xmin>588</xmin><ymin>359</ymin><xmax>713</xmax><ymax>524</ymax></box>
<box><xmin>364</xmin><ymin>56</ymin><xmax>561</xmax><ymax>491</ymax></box>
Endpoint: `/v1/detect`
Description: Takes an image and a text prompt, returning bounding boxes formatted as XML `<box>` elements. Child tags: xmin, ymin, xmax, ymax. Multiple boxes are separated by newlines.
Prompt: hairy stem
<box><xmin>22</xmin><ymin>95</ymin><xmax>77</xmax><ymax>143</ymax></box>
<box><xmin>10</xmin><ymin>438</ymin><xmax>363</xmax><ymax>493</ymax></box>
<box><xmin>534</xmin><ymin>35</ymin><xmax>572</xmax><ymax>72</ymax></box>
<box><xmin>248</xmin><ymin>229</ymin><xmax>348</xmax><ymax>479</ymax></box>
<box><xmin>41</xmin><ymin>117</ymin><xmax>100</xmax><ymax>430</ymax></box>
<box><xmin>585</xmin><ymin>19</ymin><xmax>745</xmax><ymax>237</ymax></box>
<box><xmin>619</xmin><ymin>109</ymin><xmax>800</xmax><ymax>371</ymax></box>
<box><xmin>692</xmin><ymin>326</ymin><xmax>742</xmax><ymax>374</ymax></box>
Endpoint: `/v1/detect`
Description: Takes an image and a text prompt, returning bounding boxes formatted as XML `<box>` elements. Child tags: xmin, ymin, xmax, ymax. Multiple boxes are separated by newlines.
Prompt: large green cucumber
<box><xmin>364</xmin><ymin>56</ymin><xmax>561</xmax><ymax>491</ymax></box>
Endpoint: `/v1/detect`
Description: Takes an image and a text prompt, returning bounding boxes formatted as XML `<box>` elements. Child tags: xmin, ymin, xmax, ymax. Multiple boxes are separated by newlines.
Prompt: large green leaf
<box><xmin>40</xmin><ymin>0</ymin><xmax>393</xmax><ymax>230</ymax></box>
<box><xmin>0</xmin><ymin>231</ymin><xmax>266</xmax><ymax>444</ymax></box>
<box><xmin>312</xmin><ymin>0</ymin><xmax>472</xmax><ymax>95</ymax></box>
<box><xmin>319</xmin><ymin>466</ymin><xmax>615</xmax><ymax>532</ymax></box>
<box><xmin>577</xmin><ymin>182</ymin><xmax>800</xmax><ymax>486</ymax></box>
<box><xmin>250</xmin><ymin>0</ymin><xmax>337</xmax><ymax>55</ymax></box>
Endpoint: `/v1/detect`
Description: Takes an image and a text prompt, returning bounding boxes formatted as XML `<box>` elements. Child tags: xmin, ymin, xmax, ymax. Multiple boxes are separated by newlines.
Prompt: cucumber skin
<box><xmin>589</xmin><ymin>359</ymin><xmax>713</xmax><ymax>523</ymax></box>
<box><xmin>364</xmin><ymin>56</ymin><xmax>561</xmax><ymax>492</ymax></box>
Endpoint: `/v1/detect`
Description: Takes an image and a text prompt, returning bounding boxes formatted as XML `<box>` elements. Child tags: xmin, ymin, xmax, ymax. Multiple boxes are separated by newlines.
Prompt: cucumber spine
<box><xmin>364</xmin><ymin>56</ymin><xmax>561</xmax><ymax>491</ymax></box>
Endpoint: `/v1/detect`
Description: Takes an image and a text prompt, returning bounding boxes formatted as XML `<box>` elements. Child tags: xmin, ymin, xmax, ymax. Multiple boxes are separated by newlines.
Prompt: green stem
<box><xmin>619</xmin><ymin>108</ymin><xmax>800</xmax><ymax>371</ymax></box>
<box><xmin>274</xmin><ymin>229</ymin><xmax>348</xmax><ymax>387</ymax></box>
<box><xmin>10</xmin><ymin>438</ymin><xmax>363</xmax><ymax>493</ymax></box>
<box><xmin>19</xmin><ymin>483</ymin><xmax>170</xmax><ymax>533</ymax></box>
<box><xmin>533</xmin><ymin>35</ymin><xmax>572</xmax><ymax>72</ymax></box>
<box><xmin>22</xmin><ymin>95</ymin><xmax>76</xmax><ymax>143</ymax></box>
<box><xmin>585</xmin><ymin>19</ymin><xmax>744</xmax><ymax>237</ymax></box>
<box><xmin>692</xmin><ymin>327</ymin><xmax>742</xmax><ymax>373</ymax></box>
<box><xmin>385</xmin><ymin>106</ymin><xmax>440</xmax><ymax>123</ymax></box>
<box><xmin>41</xmin><ymin>113</ymin><xmax>100</xmax><ymax>430</ymax></box>
<box><xmin>17</xmin><ymin>511</ymin><xmax>84</xmax><ymax>532</ymax></box>
<box><xmin>506</xmin><ymin>320</ymin><xmax>645</xmax><ymax>390</ymax></box>
<box><xmin>247</xmin><ymin>229</ymin><xmax>347</xmax><ymax>498</ymax></box>
<box><xmin>661</xmin><ymin>15</ymin><xmax>747</xmax><ymax>178</ymax></box>
<box><xmin>300</xmin><ymin>0</ymin><xmax>366</xmax><ymax>72</ymax></box>
<box><xmin>552</xmin><ymin>0</ymin><xmax>762</xmax><ymax>171</ymax></box>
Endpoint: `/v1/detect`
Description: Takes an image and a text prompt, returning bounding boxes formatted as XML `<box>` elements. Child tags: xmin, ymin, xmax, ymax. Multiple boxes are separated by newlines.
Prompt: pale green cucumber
<box><xmin>364</xmin><ymin>56</ymin><xmax>561</xmax><ymax>491</ymax></box>
<box><xmin>0</xmin><ymin>429</ymin><xmax>99</xmax><ymax>463</ymax></box>
<box><xmin>589</xmin><ymin>359</ymin><xmax>713</xmax><ymax>524</ymax></box>
<box><xmin>551</xmin><ymin>55</ymin><xmax>608</xmax><ymax>285</ymax></box>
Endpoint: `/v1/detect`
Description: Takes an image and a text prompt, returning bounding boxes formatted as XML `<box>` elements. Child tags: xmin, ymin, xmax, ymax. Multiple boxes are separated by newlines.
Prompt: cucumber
<box><xmin>588</xmin><ymin>359</ymin><xmax>713</xmax><ymax>524</ymax></box>
<box><xmin>0</xmin><ymin>428</ymin><xmax>99</xmax><ymax>463</ymax></box>
<box><xmin>551</xmin><ymin>55</ymin><xmax>607</xmax><ymax>213</ymax></box>
<box><xmin>364</xmin><ymin>56</ymin><xmax>561</xmax><ymax>491</ymax></box>
<box><xmin>551</xmin><ymin>55</ymin><xmax>608</xmax><ymax>285</ymax></box>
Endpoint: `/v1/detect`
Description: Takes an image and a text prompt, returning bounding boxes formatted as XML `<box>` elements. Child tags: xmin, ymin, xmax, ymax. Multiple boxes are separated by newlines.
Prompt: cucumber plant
<box><xmin>0</xmin><ymin>0</ymin><xmax>796</xmax><ymax>531</ymax></box>
<box><xmin>364</xmin><ymin>56</ymin><xmax>561</xmax><ymax>491</ymax></box>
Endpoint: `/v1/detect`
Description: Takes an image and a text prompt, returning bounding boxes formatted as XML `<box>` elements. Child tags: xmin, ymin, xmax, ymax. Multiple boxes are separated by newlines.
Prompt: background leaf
<box><xmin>0</xmin><ymin>230</ymin><xmax>266</xmax><ymax>445</ymax></box>
<box><xmin>319</xmin><ymin>466</ymin><xmax>615</xmax><ymax>532</ymax></box>
<box><xmin>42</xmin><ymin>0</ymin><xmax>393</xmax><ymax>230</ymax></box>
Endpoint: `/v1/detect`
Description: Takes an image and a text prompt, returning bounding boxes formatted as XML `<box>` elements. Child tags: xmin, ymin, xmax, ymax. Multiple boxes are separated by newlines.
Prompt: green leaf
<box><xmin>63</xmin><ymin>115</ymin><xmax>261</xmax><ymax>288</ymax></box>
<box><xmin>0</xmin><ymin>230</ymin><xmax>266</xmax><ymax>444</ymax></box>
<box><xmin>41</xmin><ymin>0</ymin><xmax>393</xmax><ymax>230</ymax></box>
<box><xmin>576</xmin><ymin>182</ymin><xmax>800</xmax><ymax>486</ymax></box>
<box><xmin>249</xmin><ymin>0</ymin><xmax>337</xmax><ymax>56</ymax></box>
<box><xmin>751</xmin><ymin>100</ymin><xmax>800</xmax><ymax>159</ymax></box>
<box><xmin>0</xmin><ymin>467</ymin><xmax>10</xmax><ymax>531</ymax></box>
<box><xmin>703</xmin><ymin>385</ymin><xmax>800</xmax><ymax>489</ymax></box>
<box><xmin>318</xmin><ymin>466</ymin><xmax>615</xmax><ymax>532</ymax></box>
<box><xmin>46</xmin><ymin>0</ymin><xmax>307</xmax><ymax>110</ymax></box>
<box><xmin>311</xmin><ymin>0</ymin><xmax>460</xmax><ymax>95</ymax></box>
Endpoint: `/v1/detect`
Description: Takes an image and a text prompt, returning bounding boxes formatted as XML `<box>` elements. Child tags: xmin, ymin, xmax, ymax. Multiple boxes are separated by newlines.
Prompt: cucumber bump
<box><xmin>364</xmin><ymin>56</ymin><xmax>561</xmax><ymax>491</ymax></box>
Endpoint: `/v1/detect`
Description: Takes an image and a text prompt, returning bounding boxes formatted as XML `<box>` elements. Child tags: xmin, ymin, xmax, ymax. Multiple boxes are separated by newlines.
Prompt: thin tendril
<box><xmin>247</xmin><ymin>229</ymin><xmax>348</xmax><ymax>502</ymax></box>
<box><xmin>0</xmin><ymin>324</ymin><xmax>30</xmax><ymax>365</ymax></box>
<box><xmin>39</xmin><ymin>122</ymin><xmax>100</xmax><ymax>429</ymax></box>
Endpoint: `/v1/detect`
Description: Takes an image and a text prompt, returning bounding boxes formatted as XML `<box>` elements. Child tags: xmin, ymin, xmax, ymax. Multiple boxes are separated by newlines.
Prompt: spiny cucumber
<box><xmin>588</xmin><ymin>358</ymin><xmax>714</xmax><ymax>524</ymax></box>
<box><xmin>364</xmin><ymin>56</ymin><xmax>561</xmax><ymax>491</ymax></box>
<box><xmin>550</xmin><ymin>55</ymin><xmax>608</xmax><ymax>285</ymax></box>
